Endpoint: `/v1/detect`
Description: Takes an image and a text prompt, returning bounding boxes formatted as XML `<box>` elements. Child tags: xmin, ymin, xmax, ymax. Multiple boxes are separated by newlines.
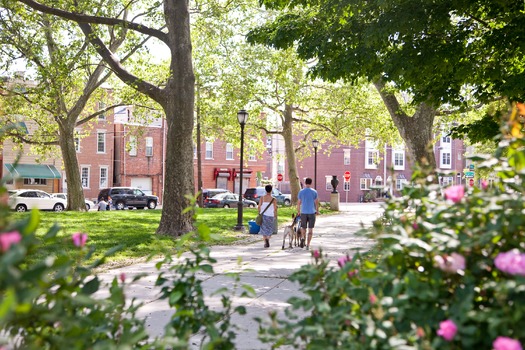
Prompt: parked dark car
<box><xmin>244</xmin><ymin>187</ymin><xmax>291</xmax><ymax>205</ymax></box>
<box><xmin>204</xmin><ymin>193</ymin><xmax>257</xmax><ymax>208</ymax></box>
<box><xmin>97</xmin><ymin>187</ymin><xmax>158</xmax><ymax>210</ymax></box>
<box><xmin>201</xmin><ymin>188</ymin><xmax>231</xmax><ymax>200</ymax></box>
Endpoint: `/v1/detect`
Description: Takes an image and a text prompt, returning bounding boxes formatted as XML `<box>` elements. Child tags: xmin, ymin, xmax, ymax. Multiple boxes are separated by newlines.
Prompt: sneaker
<box><xmin>264</xmin><ymin>240</ymin><xmax>269</xmax><ymax>248</ymax></box>
<box><xmin>306</xmin><ymin>245</ymin><xmax>310</xmax><ymax>250</ymax></box>
<box><xmin>300</xmin><ymin>238</ymin><xmax>305</xmax><ymax>248</ymax></box>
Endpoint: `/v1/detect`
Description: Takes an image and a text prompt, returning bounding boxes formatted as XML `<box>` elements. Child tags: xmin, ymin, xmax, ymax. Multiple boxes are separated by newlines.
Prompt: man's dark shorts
<box><xmin>300</xmin><ymin>213</ymin><xmax>316</xmax><ymax>229</ymax></box>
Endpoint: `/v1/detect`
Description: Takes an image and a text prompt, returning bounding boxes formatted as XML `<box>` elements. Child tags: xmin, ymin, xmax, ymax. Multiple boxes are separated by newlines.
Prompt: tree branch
<box><xmin>17</xmin><ymin>0</ymin><xmax>169</xmax><ymax>43</ymax></box>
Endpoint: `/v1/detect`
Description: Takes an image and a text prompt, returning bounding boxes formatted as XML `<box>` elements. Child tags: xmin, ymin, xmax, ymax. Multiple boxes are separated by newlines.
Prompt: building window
<box><xmin>344</xmin><ymin>149</ymin><xmax>351</xmax><ymax>165</ymax></box>
<box><xmin>74</xmin><ymin>136</ymin><xmax>80</xmax><ymax>153</ymax></box>
<box><xmin>441</xmin><ymin>152</ymin><xmax>451</xmax><ymax>168</ymax></box>
<box><xmin>393</xmin><ymin>150</ymin><xmax>405</xmax><ymax>170</ymax></box>
<box><xmin>396</xmin><ymin>179</ymin><xmax>405</xmax><ymax>191</ymax></box>
<box><xmin>145</xmin><ymin>137</ymin><xmax>153</xmax><ymax>157</ymax></box>
<box><xmin>441</xmin><ymin>176</ymin><xmax>453</xmax><ymax>186</ymax></box>
<box><xmin>81</xmin><ymin>166</ymin><xmax>90</xmax><ymax>188</ymax></box>
<box><xmin>226</xmin><ymin>143</ymin><xmax>234</xmax><ymax>160</ymax></box>
<box><xmin>365</xmin><ymin>138</ymin><xmax>378</xmax><ymax>169</ymax></box>
<box><xmin>205</xmin><ymin>141</ymin><xmax>213</xmax><ymax>159</ymax></box>
<box><xmin>98</xmin><ymin>101</ymin><xmax>106</xmax><ymax>120</ymax></box>
<box><xmin>97</xmin><ymin>131</ymin><xmax>106</xmax><ymax>153</ymax></box>
<box><xmin>129</xmin><ymin>136</ymin><xmax>137</xmax><ymax>156</ymax></box>
<box><xmin>442</xmin><ymin>134</ymin><xmax>451</xmax><ymax>144</ymax></box>
<box><xmin>100</xmin><ymin>167</ymin><xmax>108</xmax><ymax>188</ymax></box>
<box><xmin>360</xmin><ymin>178</ymin><xmax>372</xmax><ymax>190</ymax></box>
<box><xmin>23</xmin><ymin>178</ymin><xmax>47</xmax><ymax>185</ymax></box>
<box><xmin>193</xmin><ymin>143</ymin><xmax>197</xmax><ymax>159</ymax></box>
<box><xmin>325</xmin><ymin>176</ymin><xmax>334</xmax><ymax>192</ymax></box>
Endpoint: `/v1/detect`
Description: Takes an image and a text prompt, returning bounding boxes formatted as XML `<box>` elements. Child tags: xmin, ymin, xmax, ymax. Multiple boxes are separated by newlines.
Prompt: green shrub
<box><xmin>257</xmin><ymin>110</ymin><xmax>525</xmax><ymax>349</ymax></box>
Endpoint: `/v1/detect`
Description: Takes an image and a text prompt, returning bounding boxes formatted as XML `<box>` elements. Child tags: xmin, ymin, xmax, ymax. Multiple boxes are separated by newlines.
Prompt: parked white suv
<box><xmin>9</xmin><ymin>190</ymin><xmax>67</xmax><ymax>212</ymax></box>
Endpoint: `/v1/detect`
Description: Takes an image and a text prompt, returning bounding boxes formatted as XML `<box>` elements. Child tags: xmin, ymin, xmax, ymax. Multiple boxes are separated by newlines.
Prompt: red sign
<box><xmin>469</xmin><ymin>178</ymin><xmax>474</xmax><ymax>187</ymax></box>
<box><xmin>343</xmin><ymin>171</ymin><xmax>351</xmax><ymax>181</ymax></box>
<box><xmin>277</xmin><ymin>173</ymin><xmax>283</xmax><ymax>182</ymax></box>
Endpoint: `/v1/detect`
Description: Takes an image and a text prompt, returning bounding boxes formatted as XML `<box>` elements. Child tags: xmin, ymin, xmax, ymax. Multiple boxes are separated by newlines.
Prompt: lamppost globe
<box><xmin>235</xmin><ymin>109</ymin><xmax>248</xmax><ymax>231</ymax></box>
<box><xmin>312</xmin><ymin>139</ymin><xmax>319</xmax><ymax>190</ymax></box>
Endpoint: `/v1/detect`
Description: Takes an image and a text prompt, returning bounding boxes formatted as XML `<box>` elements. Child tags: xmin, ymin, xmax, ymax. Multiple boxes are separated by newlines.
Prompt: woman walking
<box><xmin>258</xmin><ymin>184</ymin><xmax>278</xmax><ymax>248</ymax></box>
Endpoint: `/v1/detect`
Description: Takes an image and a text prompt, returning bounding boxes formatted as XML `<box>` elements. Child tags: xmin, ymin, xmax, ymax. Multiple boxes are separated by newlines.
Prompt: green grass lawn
<box><xmin>11</xmin><ymin>206</ymin><xmax>300</xmax><ymax>269</ymax></box>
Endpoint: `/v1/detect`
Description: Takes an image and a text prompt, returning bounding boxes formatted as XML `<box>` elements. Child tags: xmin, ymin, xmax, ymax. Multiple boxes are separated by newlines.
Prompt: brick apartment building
<box><xmin>268</xmin><ymin>132</ymin><xmax>467</xmax><ymax>203</ymax></box>
<box><xmin>2</xmin><ymin>92</ymin><xmax>467</xmax><ymax>204</ymax></box>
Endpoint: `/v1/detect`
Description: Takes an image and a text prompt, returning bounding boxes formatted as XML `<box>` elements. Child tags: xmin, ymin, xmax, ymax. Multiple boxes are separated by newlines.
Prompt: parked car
<box><xmin>201</xmin><ymin>188</ymin><xmax>232</xmax><ymax>200</ymax></box>
<box><xmin>244</xmin><ymin>187</ymin><xmax>292</xmax><ymax>205</ymax></box>
<box><xmin>51</xmin><ymin>193</ymin><xmax>95</xmax><ymax>211</ymax></box>
<box><xmin>8</xmin><ymin>189</ymin><xmax>67</xmax><ymax>212</ymax></box>
<box><xmin>97</xmin><ymin>187</ymin><xmax>158</xmax><ymax>210</ymax></box>
<box><xmin>204</xmin><ymin>193</ymin><xmax>257</xmax><ymax>208</ymax></box>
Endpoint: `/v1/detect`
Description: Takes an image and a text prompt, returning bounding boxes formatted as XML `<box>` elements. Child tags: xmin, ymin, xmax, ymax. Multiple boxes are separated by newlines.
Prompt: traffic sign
<box><xmin>277</xmin><ymin>173</ymin><xmax>283</xmax><ymax>182</ymax></box>
<box><xmin>469</xmin><ymin>178</ymin><xmax>474</xmax><ymax>187</ymax></box>
<box><xmin>469</xmin><ymin>164</ymin><xmax>475</xmax><ymax>170</ymax></box>
<box><xmin>343</xmin><ymin>171</ymin><xmax>351</xmax><ymax>181</ymax></box>
<box><xmin>465</xmin><ymin>171</ymin><xmax>475</xmax><ymax>178</ymax></box>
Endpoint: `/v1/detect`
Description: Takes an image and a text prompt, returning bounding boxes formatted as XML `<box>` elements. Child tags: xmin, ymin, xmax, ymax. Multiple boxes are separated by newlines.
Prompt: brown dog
<box><xmin>282</xmin><ymin>213</ymin><xmax>300</xmax><ymax>249</ymax></box>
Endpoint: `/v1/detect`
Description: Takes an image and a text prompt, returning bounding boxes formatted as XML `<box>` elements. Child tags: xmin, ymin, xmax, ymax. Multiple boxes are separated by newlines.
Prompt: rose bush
<box><xmin>257</xmin><ymin>111</ymin><xmax>525</xmax><ymax>348</ymax></box>
<box><xmin>0</xmin><ymin>188</ymin><xmax>251</xmax><ymax>349</ymax></box>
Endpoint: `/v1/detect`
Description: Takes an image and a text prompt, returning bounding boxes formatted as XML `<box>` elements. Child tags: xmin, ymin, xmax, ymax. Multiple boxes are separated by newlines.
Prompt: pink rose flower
<box><xmin>436</xmin><ymin>319</ymin><xmax>457</xmax><ymax>341</ymax></box>
<box><xmin>369</xmin><ymin>294</ymin><xmax>377</xmax><ymax>304</ymax></box>
<box><xmin>412</xmin><ymin>222</ymin><xmax>419</xmax><ymax>230</ymax></box>
<box><xmin>493</xmin><ymin>337</ymin><xmax>523</xmax><ymax>350</ymax></box>
<box><xmin>338</xmin><ymin>256</ymin><xmax>350</xmax><ymax>268</ymax></box>
<box><xmin>348</xmin><ymin>269</ymin><xmax>358</xmax><ymax>278</ymax></box>
<box><xmin>495</xmin><ymin>250</ymin><xmax>525</xmax><ymax>276</ymax></box>
<box><xmin>0</xmin><ymin>231</ymin><xmax>22</xmax><ymax>252</ymax></box>
<box><xmin>444</xmin><ymin>185</ymin><xmax>464</xmax><ymax>203</ymax></box>
<box><xmin>71</xmin><ymin>232</ymin><xmax>88</xmax><ymax>247</ymax></box>
<box><xmin>313</xmin><ymin>250</ymin><xmax>320</xmax><ymax>259</ymax></box>
<box><xmin>416</xmin><ymin>327</ymin><xmax>425</xmax><ymax>338</ymax></box>
<box><xmin>434</xmin><ymin>252</ymin><xmax>466</xmax><ymax>274</ymax></box>
<box><xmin>120</xmin><ymin>273</ymin><xmax>126</xmax><ymax>283</ymax></box>
<box><xmin>481</xmin><ymin>180</ymin><xmax>489</xmax><ymax>190</ymax></box>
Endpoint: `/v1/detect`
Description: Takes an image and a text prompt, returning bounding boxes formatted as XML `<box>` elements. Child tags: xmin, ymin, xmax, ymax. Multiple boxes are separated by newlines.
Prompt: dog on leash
<box><xmin>282</xmin><ymin>213</ymin><xmax>300</xmax><ymax>249</ymax></box>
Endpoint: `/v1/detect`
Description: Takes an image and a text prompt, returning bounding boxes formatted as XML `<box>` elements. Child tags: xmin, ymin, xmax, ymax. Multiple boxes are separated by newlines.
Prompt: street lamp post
<box><xmin>312</xmin><ymin>139</ymin><xmax>319</xmax><ymax>190</ymax></box>
<box><xmin>235</xmin><ymin>109</ymin><xmax>248</xmax><ymax>231</ymax></box>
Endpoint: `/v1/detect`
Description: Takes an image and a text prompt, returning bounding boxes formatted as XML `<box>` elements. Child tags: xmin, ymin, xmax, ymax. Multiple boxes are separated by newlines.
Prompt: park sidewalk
<box><xmin>96</xmin><ymin>202</ymin><xmax>383</xmax><ymax>349</ymax></box>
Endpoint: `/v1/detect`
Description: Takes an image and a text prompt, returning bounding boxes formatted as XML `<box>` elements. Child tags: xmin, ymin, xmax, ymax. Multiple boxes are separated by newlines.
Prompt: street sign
<box><xmin>465</xmin><ymin>171</ymin><xmax>475</xmax><ymax>178</ymax></box>
<box><xmin>343</xmin><ymin>171</ymin><xmax>351</xmax><ymax>181</ymax></box>
<box><xmin>277</xmin><ymin>173</ymin><xmax>283</xmax><ymax>182</ymax></box>
<box><xmin>469</xmin><ymin>164</ymin><xmax>475</xmax><ymax>170</ymax></box>
<box><xmin>469</xmin><ymin>178</ymin><xmax>474</xmax><ymax>187</ymax></box>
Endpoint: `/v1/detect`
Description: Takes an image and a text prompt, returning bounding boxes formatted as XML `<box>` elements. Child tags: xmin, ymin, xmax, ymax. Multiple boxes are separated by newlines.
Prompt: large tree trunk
<box><xmin>282</xmin><ymin>104</ymin><xmax>301</xmax><ymax>205</ymax></box>
<box><xmin>58</xmin><ymin>122</ymin><xmax>86</xmax><ymax>211</ymax></box>
<box><xmin>374</xmin><ymin>80</ymin><xmax>437</xmax><ymax>168</ymax></box>
<box><xmin>156</xmin><ymin>0</ymin><xmax>195</xmax><ymax>236</ymax></box>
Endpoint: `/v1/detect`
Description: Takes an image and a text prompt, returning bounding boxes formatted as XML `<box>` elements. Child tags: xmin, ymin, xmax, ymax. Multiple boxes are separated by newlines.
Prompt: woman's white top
<box><xmin>260</xmin><ymin>199</ymin><xmax>275</xmax><ymax>217</ymax></box>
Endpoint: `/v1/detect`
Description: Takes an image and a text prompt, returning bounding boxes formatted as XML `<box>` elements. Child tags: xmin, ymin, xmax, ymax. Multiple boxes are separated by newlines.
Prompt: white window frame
<box><xmin>325</xmin><ymin>176</ymin><xmax>333</xmax><ymax>192</ymax></box>
<box><xmin>129</xmin><ymin>136</ymin><xmax>137</xmax><ymax>156</ymax></box>
<box><xmin>441</xmin><ymin>152</ymin><xmax>451</xmax><ymax>169</ymax></box>
<box><xmin>99</xmin><ymin>166</ymin><xmax>108</xmax><ymax>189</ymax></box>
<box><xmin>393</xmin><ymin>149</ymin><xmax>405</xmax><ymax>170</ymax></box>
<box><xmin>97</xmin><ymin>131</ymin><xmax>106</xmax><ymax>154</ymax></box>
<box><xmin>81</xmin><ymin>166</ymin><xmax>90</xmax><ymax>189</ymax></box>
<box><xmin>145</xmin><ymin>137</ymin><xmax>153</xmax><ymax>157</ymax></box>
<box><xmin>365</xmin><ymin>138</ymin><xmax>378</xmax><ymax>169</ymax></box>
<box><xmin>360</xmin><ymin>178</ymin><xmax>372</xmax><ymax>190</ymax></box>
<box><xmin>396</xmin><ymin>179</ymin><xmax>405</xmax><ymax>191</ymax></box>
<box><xmin>226</xmin><ymin>143</ymin><xmax>234</xmax><ymax>160</ymax></box>
<box><xmin>205</xmin><ymin>141</ymin><xmax>213</xmax><ymax>159</ymax></box>
<box><xmin>344</xmin><ymin>149</ymin><xmax>351</xmax><ymax>165</ymax></box>
<box><xmin>98</xmin><ymin>101</ymin><xmax>106</xmax><ymax>120</ymax></box>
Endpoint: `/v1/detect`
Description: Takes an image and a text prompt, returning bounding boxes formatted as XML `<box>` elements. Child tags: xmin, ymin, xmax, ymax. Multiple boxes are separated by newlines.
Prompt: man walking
<box><xmin>297</xmin><ymin>177</ymin><xmax>319</xmax><ymax>250</ymax></box>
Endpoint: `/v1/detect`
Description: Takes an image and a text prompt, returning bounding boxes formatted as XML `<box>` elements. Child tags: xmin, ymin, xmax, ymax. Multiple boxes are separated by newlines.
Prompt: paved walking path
<box><xmin>97</xmin><ymin>202</ymin><xmax>384</xmax><ymax>349</ymax></box>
